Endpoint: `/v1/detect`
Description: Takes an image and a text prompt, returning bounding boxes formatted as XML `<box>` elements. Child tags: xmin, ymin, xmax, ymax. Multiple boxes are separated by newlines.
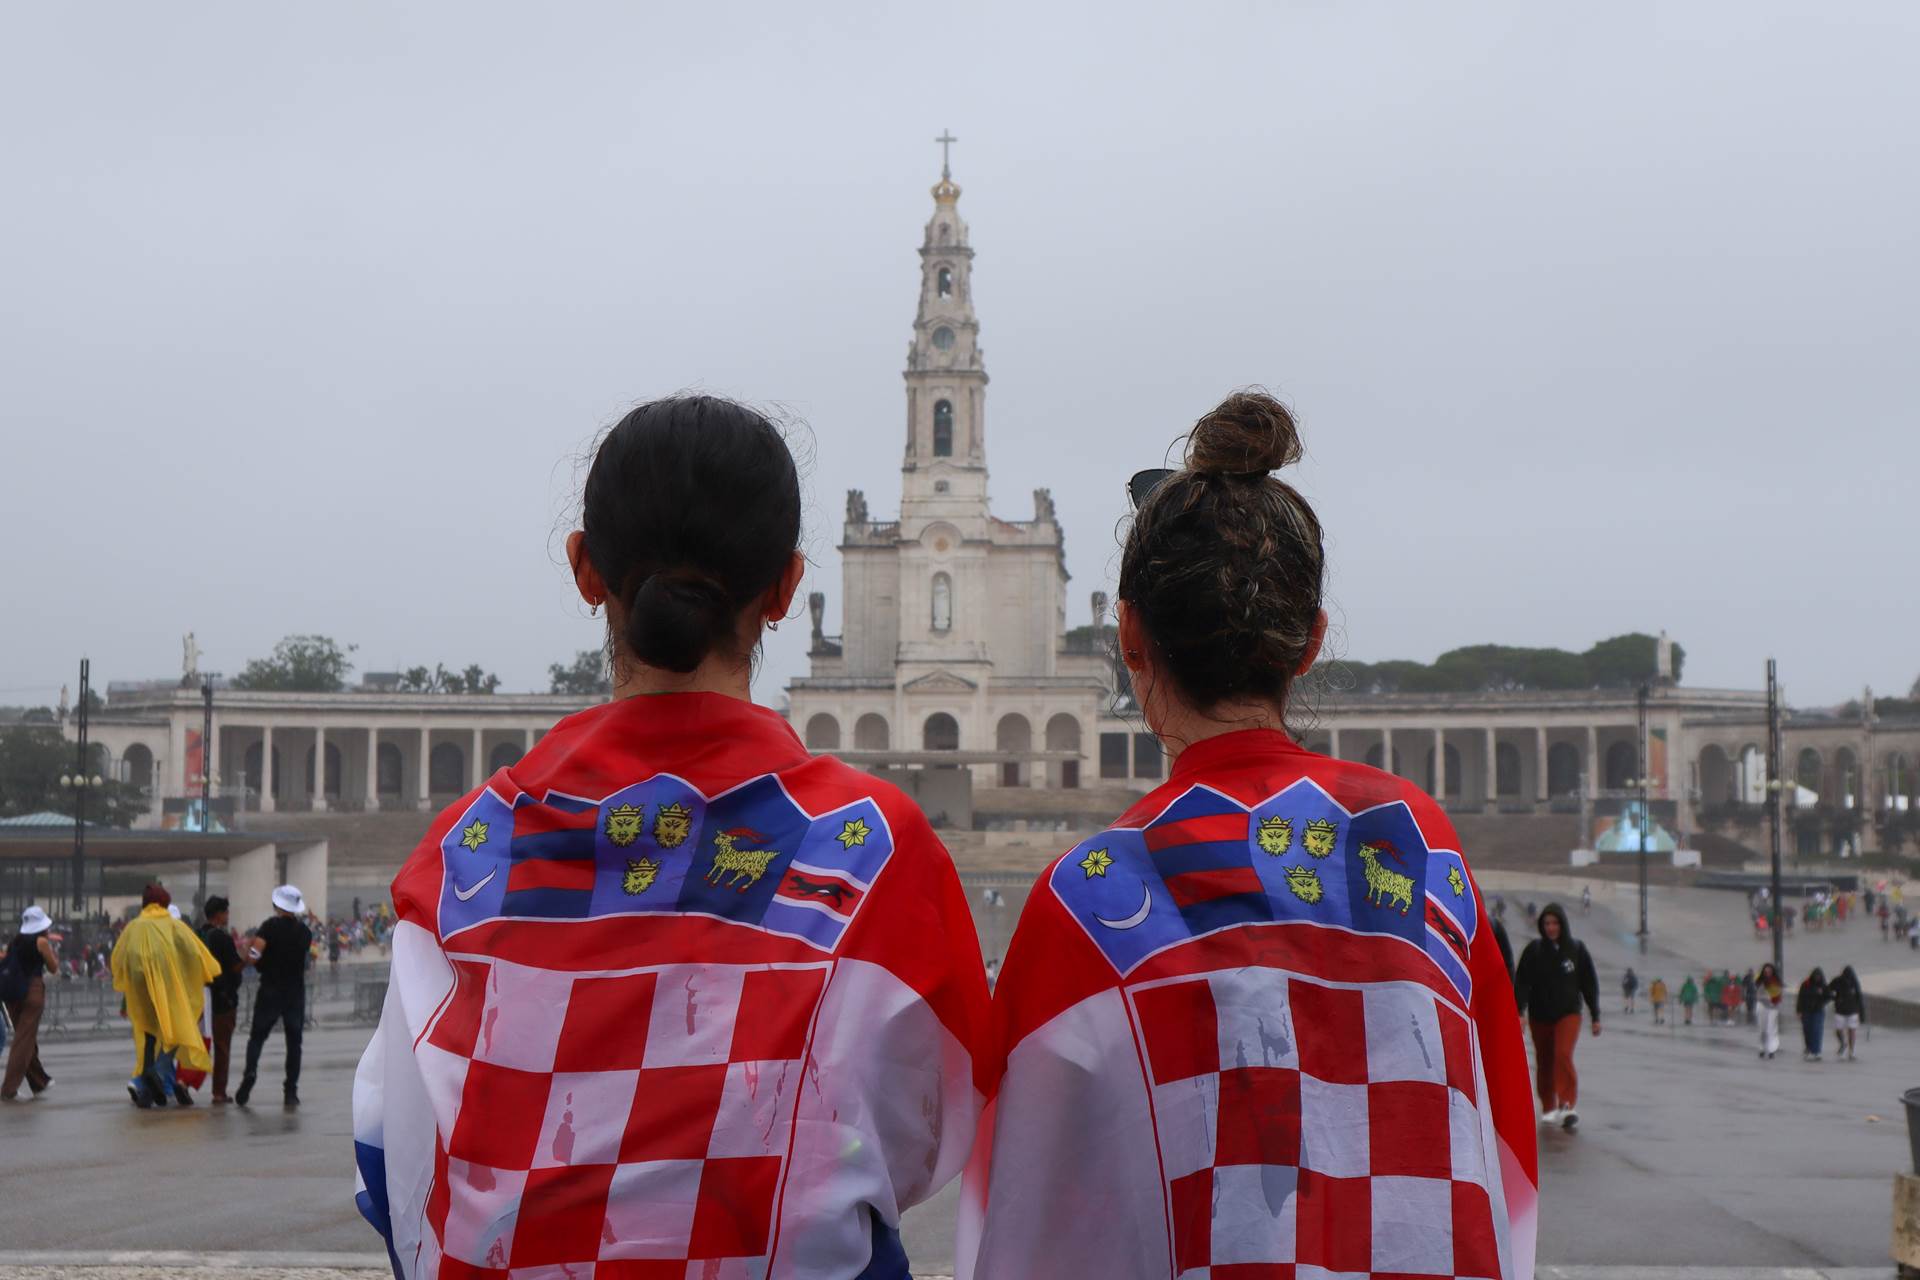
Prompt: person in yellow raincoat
<box><xmin>110</xmin><ymin>885</ymin><xmax>218</xmax><ymax>1109</ymax></box>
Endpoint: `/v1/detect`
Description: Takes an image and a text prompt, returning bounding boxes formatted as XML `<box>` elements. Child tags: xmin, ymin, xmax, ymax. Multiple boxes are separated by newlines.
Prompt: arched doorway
<box><xmin>1833</xmin><ymin>747</ymin><xmax>1859</xmax><ymax>809</ymax></box>
<box><xmin>923</xmin><ymin>713</ymin><xmax>960</xmax><ymax>751</ymax></box>
<box><xmin>996</xmin><ymin>713</ymin><xmax>1032</xmax><ymax>787</ymax></box>
<box><xmin>430</xmin><ymin>742</ymin><xmax>466</xmax><ymax>794</ymax></box>
<box><xmin>1495</xmin><ymin>742</ymin><xmax>1522</xmax><ymax>798</ymax></box>
<box><xmin>1364</xmin><ymin>744</ymin><xmax>1403</xmax><ymax>776</ymax></box>
<box><xmin>854</xmin><ymin>714</ymin><xmax>889</xmax><ymax>750</ymax></box>
<box><xmin>121</xmin><ymin>743</ymin><xmax>154</xmax><ymax>793</ymax></box>
<box><xmin>1546</xmin><ymin>742</ymin><xmax>1581</xmax><ymax>797</ymax></box>
<box><xmin>1046</xmin><ymin>714</ymin><xmax>1082</xmax><ymax>789</ymax></box>
<box><xmin>1605</xmin><ymin>741</ymin><xmax>1636</xmax><ymax>790</ymax></box>
<box><xmin>1424</xmin><ymin>745</ymin><xmax>1464</xmax><ymax>799</ymax></box>
<box><xmin>488</xmin><ymin>741</ymin><xmax>524</xmax><ymax>774</ymax></box>
<box><xmin>1795</xmin><ymin>748</ymin><xmax>1822</xmax><ymax>801</ymax></box>
<box><xmin>805</xmin><ymin>714</ymin><xmax>841</xmax><ymax>751</ymax></box>
<box><xmin>1698</xmin><ymin>745</ymin><xmax>1733</xmax><ymax>807</ymax></box>
<box><xmin>1887</xmin><ymin>753</ymin><xmax>1913</xmax><ymax>809</ymax></box>
<box><xmin>377</xmin><ymin>742</ymin><xmax>404</xmax><ymax>798</ymax></box>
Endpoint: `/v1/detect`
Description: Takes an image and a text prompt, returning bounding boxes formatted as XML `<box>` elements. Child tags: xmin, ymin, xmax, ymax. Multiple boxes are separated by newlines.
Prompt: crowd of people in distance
<box><xmin>1748</xmin><ymin>882</ymin><xmax>1920</xmax><ymax>948</ymax></box>
<box><xmin>1634</xmin><ymin>962</ymin><xmax>1867</xmax><ymax>1062</ymax></box>
<box><xmin>1</xmin><ymin>882</ymin><xmax>321</xmax><ymax>1107</ymax></box>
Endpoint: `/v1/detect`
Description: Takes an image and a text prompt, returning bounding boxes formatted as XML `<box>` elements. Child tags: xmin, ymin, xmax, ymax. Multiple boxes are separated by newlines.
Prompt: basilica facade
<box><xmin>786</xmin><ymin>158</ymin><xmax>1112</xmax><ymax>787</ymax></box>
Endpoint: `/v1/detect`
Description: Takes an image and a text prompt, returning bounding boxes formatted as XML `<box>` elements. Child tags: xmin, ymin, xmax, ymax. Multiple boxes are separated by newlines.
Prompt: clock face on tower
<box><xmin>932</xmin><ymin>326</ymin><xmax>955</xmax><ymax>351</ymax></box>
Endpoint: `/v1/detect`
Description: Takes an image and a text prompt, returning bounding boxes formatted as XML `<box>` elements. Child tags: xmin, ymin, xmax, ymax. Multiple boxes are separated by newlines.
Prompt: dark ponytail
<box><xmin>582</xmin><ymin>396</ymin><xmax>801</xmax><ymax>675</ymax></box>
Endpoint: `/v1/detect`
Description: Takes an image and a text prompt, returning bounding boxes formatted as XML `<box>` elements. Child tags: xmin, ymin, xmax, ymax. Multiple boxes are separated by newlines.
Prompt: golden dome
<box><xmin>931</xmin><ymin>176</ymin><xmax>961</xmax><ymax>205</ymax></box>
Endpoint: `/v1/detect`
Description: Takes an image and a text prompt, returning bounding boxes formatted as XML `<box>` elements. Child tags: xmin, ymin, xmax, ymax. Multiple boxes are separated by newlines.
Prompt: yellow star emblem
<box><xmin>459</xmin><ymin>820</ymin><xmax>489</xmax><ymax>852</ymax></box>
<box><xmin>1447</xmin><ymin>865</ymin><xmax>1466</xmax><ymax>897</ymax></box>
<box><xmin>838</xmin><ymin>818</ymin><xmax>872</xmax><ymax>849</ymax></box>
<box><xmin>1079</xmin><ymin>847</ymin><xmax>1112</xmax><ymax>878</ymax></box>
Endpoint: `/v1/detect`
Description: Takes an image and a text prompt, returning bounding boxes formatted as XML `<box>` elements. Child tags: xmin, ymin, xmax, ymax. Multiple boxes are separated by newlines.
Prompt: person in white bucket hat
<box><xmin>236</xmin><ymin>884</ymin><xmax>312</xmax><ymax>1107</ymax></box>
<box><xmin>3</xmin><ymin>905</ymin><xmax>60</xmax><ymax>1100</ymax></box>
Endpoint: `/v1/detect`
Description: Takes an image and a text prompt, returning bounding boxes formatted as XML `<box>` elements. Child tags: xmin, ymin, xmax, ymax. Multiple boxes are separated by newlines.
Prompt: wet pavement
<box><xmin>2</xmin><ymin>881</ymin><xmax>1913</xmax><ymax>1273</ymax></box>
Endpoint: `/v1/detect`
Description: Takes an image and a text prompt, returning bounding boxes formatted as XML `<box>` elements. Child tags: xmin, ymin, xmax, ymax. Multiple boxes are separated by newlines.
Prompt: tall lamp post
<box><xmin>192</xmin><ymin>674</ymin><xmax>220</xmax><ymax>908</ymax></box>
<box><xmin>1634</xmin><ymin>682</ymin><xmax>1650</xmax><ymax>955</ymax></box>
<box><xmin>1765</xmin><ymin>658</ymin><xmax>1786</xmax><ymax>975</ymax></box>
<box><xmin>61</xmin><ymin>657</ymin><xmax>103</xmax><ymax>912</ymax></box>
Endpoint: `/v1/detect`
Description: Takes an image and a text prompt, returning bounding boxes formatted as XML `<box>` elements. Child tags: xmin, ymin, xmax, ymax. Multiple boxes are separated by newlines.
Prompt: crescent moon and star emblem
<box><xmin>1094</xmin><ymin>882</ymin><xmax>1153</xmax><ymax>931</ymax></box>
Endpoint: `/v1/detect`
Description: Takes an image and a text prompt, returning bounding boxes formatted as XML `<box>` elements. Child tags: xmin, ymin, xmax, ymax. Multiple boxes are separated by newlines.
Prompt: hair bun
<box><xmin>1186</xmin><ymin>390</ymin><xmax>1301</xmax><ymax>476</ymax></box>
<box><xmin>626</xmin><ymin>568</ymin><xmax>735</xmax><ymax>675</ymax></box>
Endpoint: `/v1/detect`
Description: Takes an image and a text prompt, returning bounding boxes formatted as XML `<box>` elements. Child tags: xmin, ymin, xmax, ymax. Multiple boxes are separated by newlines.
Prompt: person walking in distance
<box><xmin>1678</xmin><ymin>974</ymin><xmax>1699</xmax><ymax>1025</ymax></box>
<box><xmin>1621</xmin><ymin>966</ymin><xmax>1639</xmax><ymax>1015</ymax></box>
<box><xmin>236</xmin><ymin>884</ymin><xmax>312</xmax><ymax>1107</ymax></box>
<box><xmin>1796</xmin><ymin>967</ymin><xmax>1831</xmax><ymax>1062</ymax></box>
<box><xmin>197</xmin><ymin>896</ymin><xmax>245</xmax><ymax>1103</ymax></box>
<box><xmin>1703</xmin><ymin>970</ymin><xmax>1725</xmax><ymax>1026</ymax></box>
<box><xmin>1</xmin><ymin>906</ymin><xmax>60</xmax><ymax>1101</ymax></box>
<box><xmin>1829</xmin><ymin>964</ymin><xmax>1867</xmax><ymax>1060</ymax></box>
<box><xmin>1649</xmin><ymin>975</ymin><xmax>1668</xmax><ymax>1025</ymax></box>
<box><xmin>1755</xmin><ymin>963</ymin><xmax>1784</xmax><ymax>1059</ymax></box>
<box><xmin>1514</xmin><ymin>902</ymin><xmax>1600</xmax><ymax>1130</ymax></box>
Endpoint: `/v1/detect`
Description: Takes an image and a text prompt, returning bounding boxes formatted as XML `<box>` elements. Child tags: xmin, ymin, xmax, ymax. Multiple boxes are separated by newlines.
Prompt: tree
<box><xmin>233</xmin><ymin>635</ymin><xmax>356</xmax><ymax>692</ymax></box>
<box><xmin>549</xmin><ymin>650</ymin><xmax>612</xmax><ymax>697</ymax></box>
<box><xmin>1583</xmin><ymin>633</ymin><xmax>1684</xmax><ymax>688</ymax></box>
<box><xmin>397</xmin><ymin>663</ymin><xmax>501</xmax><ymax>694</ymax></box>
<box><xmin>0</xmin><ymin>726</ymin><xmax>145</xmax><ymax>827</ymax></box>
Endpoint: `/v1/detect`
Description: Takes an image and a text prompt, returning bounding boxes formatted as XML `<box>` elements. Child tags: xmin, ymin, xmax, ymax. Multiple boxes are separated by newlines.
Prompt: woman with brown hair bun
<box><xmin>962</xmin><ymin>392</ymin><xmax>1539</xmax><ymax>1279</ymax></box>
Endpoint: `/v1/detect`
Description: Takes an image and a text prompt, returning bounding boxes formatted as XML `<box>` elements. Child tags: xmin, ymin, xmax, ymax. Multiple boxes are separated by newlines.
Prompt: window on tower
<box><xmin>932</xmin><ymin>326</ymin><xmax>955</xmax><ymax>351</ymax></box>
<box><xmin>937</xmin><ymin>267</ymin><xmax>952</xmax><ymax>298</ymax></box>
<box><xmin>933</xmin><ymin>399</ymin><xmax>954</xmax><ymax>456</ymax></box>
<box><xmin>931</xmin><ymin>572</ymin><xmax>953</xmax><ymax>632</ymax></box>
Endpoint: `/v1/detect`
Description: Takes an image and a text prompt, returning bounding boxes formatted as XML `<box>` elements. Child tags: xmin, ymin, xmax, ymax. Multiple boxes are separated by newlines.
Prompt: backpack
<box><xmin>0</xmin><ymin>951</ymin><xmax>28</xmax><ymax>1006</ymax></box>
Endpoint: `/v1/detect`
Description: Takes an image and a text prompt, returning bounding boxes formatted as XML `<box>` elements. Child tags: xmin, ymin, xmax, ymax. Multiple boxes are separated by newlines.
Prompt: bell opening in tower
<box><xmin>937</xmin><ymin>267</ymin><xmax>952</xmax><ymax>298</ymax></box>
<box><xmin>933</xmin><ymin>400</ymin><xmax>954</xmax><ymax>456</ymax></box>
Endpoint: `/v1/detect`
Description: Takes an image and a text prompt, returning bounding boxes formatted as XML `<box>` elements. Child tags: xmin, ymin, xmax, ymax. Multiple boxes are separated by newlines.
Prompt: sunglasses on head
<box><xmin>1127</xmin><ymin>468</ymin><xmax>1176</xmax><ymax>510</ymax></box>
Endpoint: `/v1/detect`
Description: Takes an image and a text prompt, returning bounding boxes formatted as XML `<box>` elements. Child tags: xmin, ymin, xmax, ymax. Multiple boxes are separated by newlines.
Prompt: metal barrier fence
<box><xmin>33</xmin><ymin>960</ymin><xmax>394</xmax><ymax>1041</ymax></box>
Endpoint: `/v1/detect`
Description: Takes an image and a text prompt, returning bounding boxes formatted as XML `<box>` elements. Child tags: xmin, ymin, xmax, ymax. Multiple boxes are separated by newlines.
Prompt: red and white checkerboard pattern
<box><xmin>410</xmin><ymin>955</ymin><xmax>830</xmax><ymax>1278</ymax></box>
<box><xmin>1128</xmin><ymin>967</ymin><xmax>1505</xmax><ymax>1280</ymax></box>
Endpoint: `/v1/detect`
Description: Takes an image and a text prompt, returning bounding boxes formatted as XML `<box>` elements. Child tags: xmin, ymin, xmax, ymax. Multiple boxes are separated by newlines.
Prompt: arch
<box><xmin>931</xmin><ymin>572</ymin><xmax>953</xmax><ymax>632</ymax></box>
<box><xmin>1604</xmin><ymin>741</ymin><xmax>1636</xmax><ymax>790</ymax></box>
<box><xmin>1424</xmin><ymin>745</ymin><xmax>1464</xmax><ymax>798</ymax></box>
<box><xmin>376</xmin><ymin>742</ymin><xmax>404</xmax><ymax>797</ymax></box>
<box><xmin>1046</xmin><ymin>713</ymin><xmax>1082</xmax><ymax>790</ymax></box>
<box><xmin>804</xmin><ymin>714</ymin><xmax>841</xmax><ymax>751</ymax></box>
<box><xmin>1698</xmin><ymin>744</ymin><xmax>1734</xmax><ymax>805</ymax></box>
<box><xmin>305</xmin><ymin>741</ymin><xmax>344</xmax><ymax>798</ymax></box>
<box><xmin>854</xmin><ymin>713</ymin><xmax>890</xmax><ymax>751</ymax></box>
<box><xmin>937</xmin><ymin>266</ymin><xmax>952</xmax><ymax>298</ymax></box>
<box><xmin>1737</xmin><ymin>744</ymin><xmax>1764</xmax><ymax>802</ymax></box>
<box><xmin>488</xmin><ymin>741</ymin><xmax>524</xmax><ymax>774</ymax></box>
<box><xmin>1546</xmin><ymin>742</ymin><xmax>1581</xmax><ymax>796</ymax></box>
<box><xmin>996</xmin><ymin>713</ymin><xmax>1032</xmax><ymax>787</ymax></box>
<box><xmin>121</xmin><ymin>742</ymin><xmax>154</xmax><ymax>792</ymax></box>
<box><xmin>1795</xmin><ymin>747</ymin><xmax>1822</xmax><ymax>797</ymax></box>
<box><xmin>243</xmin><ymin>741</ymin><xmax>282</xmax><ymax>801</ymax></box>
<box><xmin>1887</xmin><ymin>753</ymin><xmax>1914</xmax><ymax>807</ymax></box>
<box><xmin>430</xmin><ymin>742</ymin><xmax>466</xmax><ymax>793</ymax></box>
<box><xmin>923</xmin><ymin>713</ymin><xmax>960</xmax><ymax>751</ymax></box>
<box><xmin>1495</xmin><ymin>742</ymin><xmax>1522</xmax><ymax>797</ymax></box>
<box><xmin>1364</xmin><ymin>744</ymin><xmax>1403</xmax><ymax>776</ymax></box>
<box><xmin>1833</xmin><ymin>746</ymin><xmax>1859</xmax><ymax>808</ymax></box>
<box><xmin>933</xmin><ymin>400</ymin><xmax>954</xmax><ymax>457</ymax></box>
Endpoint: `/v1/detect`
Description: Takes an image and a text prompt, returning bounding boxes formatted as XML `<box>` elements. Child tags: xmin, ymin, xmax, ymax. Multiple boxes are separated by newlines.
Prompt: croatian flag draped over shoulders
<box><xmin>353</xmin><ymin>693</ymin><xmax>990</xmax><ymax>1279</ymax></box>
<box><xmin>960</xmin><ymin>730</ymin><xmax>1537</xmax><ymax>1280</ymax></box>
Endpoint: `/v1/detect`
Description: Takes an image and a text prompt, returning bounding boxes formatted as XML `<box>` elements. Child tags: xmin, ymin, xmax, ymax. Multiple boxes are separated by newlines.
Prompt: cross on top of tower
<box><xmin>935</xmin><ymin>130</ymin><xmax>957</xmax><ymax>178</ymax></box>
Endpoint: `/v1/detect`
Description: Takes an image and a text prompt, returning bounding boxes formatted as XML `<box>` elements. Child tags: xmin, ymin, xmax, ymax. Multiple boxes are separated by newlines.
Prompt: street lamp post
<box><xmin>62</xmin><ymin>657</ymin><xmax>102</xmax><ymax>913</ymax></box>
<box><xmin>1636</xmin><ymin>682</ymin><xmax>1650</xmax><ymax>955</ymax></box>
<box><xmin>1766</xmin><ymin>658</ymin><xmax>1786</xmax><ymax>976</ymax></box>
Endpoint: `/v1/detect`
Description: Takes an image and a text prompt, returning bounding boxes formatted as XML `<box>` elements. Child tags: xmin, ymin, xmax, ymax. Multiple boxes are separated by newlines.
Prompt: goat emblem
<box><xmin>1257</xmin><ymin>816</ymin><xmax>1294</xmax><ymax>856</ymax></box>
<box><xmin>1356</xmin><ymin>841</ymin><xmax>1416</xmax><ymax>916</ymax></box>
<box><xmin>705</xmin><ymin>827</ymin><xmax>780</xmax><ymax>892</ymax></box>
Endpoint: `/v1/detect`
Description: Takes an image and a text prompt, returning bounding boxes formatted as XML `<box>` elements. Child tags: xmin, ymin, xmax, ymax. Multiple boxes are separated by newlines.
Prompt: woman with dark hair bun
<box><xmin>354</xmin><ymin>396</ymin><xmax>989</xmax><ymax>1279</ymax></box>
<box><xmin>964</xmin><ymin>392</ymin><xmax>1538</xmax><ymax>1279</ymax></box>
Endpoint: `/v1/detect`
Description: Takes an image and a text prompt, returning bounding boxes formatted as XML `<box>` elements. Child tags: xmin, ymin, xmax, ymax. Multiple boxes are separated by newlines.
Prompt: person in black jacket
<box><xmin>1513</xmin><ymin>901</ymin><xmax>1600</xmax><ymax>1131</ymax></box>
<box><xmin>1828</xmin><ymin>965</ymin><xmax>1866</xmax><ymax>1061</ymax></box>
<box><xmin>1796</xmin><ymin>967</ymin><xmax>1830</xmax><ymax>1061</ymax></box>
<box><xmin>197</xmin><ymin>897</ymin><xmax>245</xmax><ymax>1104</ymax></box>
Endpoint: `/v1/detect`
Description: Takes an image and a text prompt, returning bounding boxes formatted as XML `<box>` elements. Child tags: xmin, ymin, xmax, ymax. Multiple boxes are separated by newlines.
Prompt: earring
<box><xmin>590</xmin><ymin>602</ymin><xmax>601</xmax><ymax>618</ymax></box>
<box><xmin>768</xmin><ymin>619</ymin><xmax>780</xmax><ymax>631</ymax></box>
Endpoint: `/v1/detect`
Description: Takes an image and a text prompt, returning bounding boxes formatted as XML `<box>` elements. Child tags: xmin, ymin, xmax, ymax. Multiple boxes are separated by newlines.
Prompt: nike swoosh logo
<box><xmin>452</xmin><ymin>868</ymin><xmax>497</xmax><ymax>902</ymax></box>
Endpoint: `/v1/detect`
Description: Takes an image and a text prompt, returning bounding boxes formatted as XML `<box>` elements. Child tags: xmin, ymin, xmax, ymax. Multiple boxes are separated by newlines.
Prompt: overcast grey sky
<box><xmin>3</xmin><ymin>2</ymin><xmax>1914</xmax><ymax>710</ymax></box>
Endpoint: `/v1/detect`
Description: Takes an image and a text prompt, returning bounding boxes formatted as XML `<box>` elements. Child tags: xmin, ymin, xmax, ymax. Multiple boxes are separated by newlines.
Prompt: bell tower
<box><xmin>901</xmin><ymin>131</ymin><xmax>989</xmax><ymax>520</ymax></box>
